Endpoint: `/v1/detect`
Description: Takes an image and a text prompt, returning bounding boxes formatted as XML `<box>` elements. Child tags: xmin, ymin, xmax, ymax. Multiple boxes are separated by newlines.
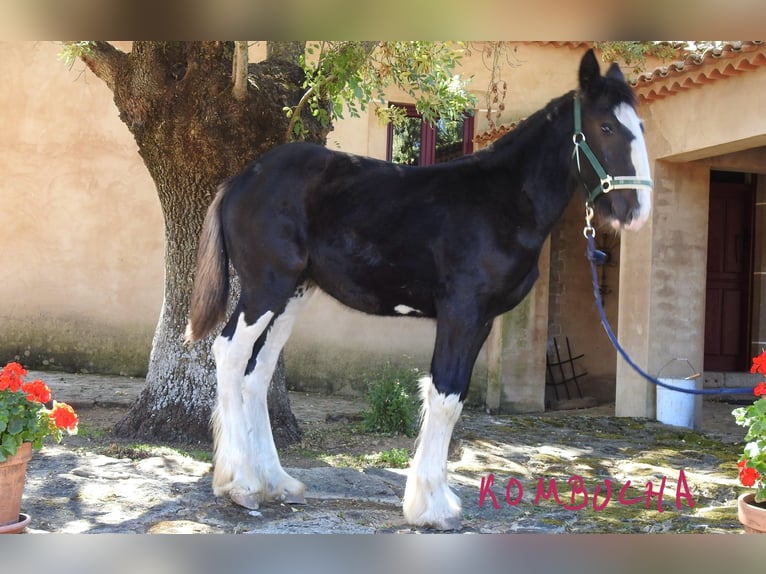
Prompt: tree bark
<box><xmin>79</xmin><ymin>41</ymin><xmax>327</xmax><ymax>445</ymax></box>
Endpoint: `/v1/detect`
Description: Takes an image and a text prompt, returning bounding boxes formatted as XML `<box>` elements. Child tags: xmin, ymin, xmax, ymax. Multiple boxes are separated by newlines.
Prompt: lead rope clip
<box><xmin>583</xmin><ymin>204</ymin><xmax>595</xmax><ymax>238</ymax></box>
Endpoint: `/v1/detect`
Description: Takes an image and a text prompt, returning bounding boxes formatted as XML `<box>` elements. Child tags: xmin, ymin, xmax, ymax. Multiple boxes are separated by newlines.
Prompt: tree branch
<box><xmin>78</xmin><ymin>41</ymin><xmax>128</xmax><ymax>93</ymax></box>
<box><xmin>232</xmin><ymin>41</ymin><xmax>249</xmax><ymax>101</ymax></box>
<box><xmin>284</xmin><ymin>80</ymin><xmax>328</xmax><ymax>141</ymax></box>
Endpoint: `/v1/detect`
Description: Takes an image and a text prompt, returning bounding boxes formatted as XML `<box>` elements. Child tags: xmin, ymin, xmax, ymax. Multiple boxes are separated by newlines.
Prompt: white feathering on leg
<box><xmin>403</xmin><ymin>376</ymin><xmax>463</xmax><ymax>530</ymax></box>
<box><xmin>238</xmin><ymin>288</ymin><xmax>314</xmax><ymax>504</ymax></box>
<box><xmin>210</xmin><ymin>311</ymin><xmax>274</xmax><ymax>501</ymax></box>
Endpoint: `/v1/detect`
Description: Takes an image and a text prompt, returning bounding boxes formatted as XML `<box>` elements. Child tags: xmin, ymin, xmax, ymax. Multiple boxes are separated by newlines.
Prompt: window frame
<box><xmin>385</xmin><ymin>103</ymin><xmax>474</xmax><ymax>166</ymax></box>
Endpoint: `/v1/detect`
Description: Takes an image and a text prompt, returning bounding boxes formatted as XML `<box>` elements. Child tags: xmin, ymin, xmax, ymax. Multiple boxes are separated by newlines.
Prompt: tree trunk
<box><xmin>80</xmin><ymin>41</ymin><xmax>325</xmax><ymax>445</ymax></box>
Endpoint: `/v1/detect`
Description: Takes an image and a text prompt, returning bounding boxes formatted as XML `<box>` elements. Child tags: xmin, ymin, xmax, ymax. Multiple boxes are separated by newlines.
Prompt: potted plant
<box><xmin>0</xmin><ymin>361</ymin><xmax>78</xmax><ymax>533</ymax></box>
<box><xmin>733</xmin><ymin>349</ymin><xmax>766</xmax><ymax>533</ymax></box>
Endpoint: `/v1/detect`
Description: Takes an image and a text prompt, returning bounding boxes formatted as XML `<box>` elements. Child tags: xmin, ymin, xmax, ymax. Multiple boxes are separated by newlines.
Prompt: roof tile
<box><xmin>631</xmin><ymin>41</ymin><xmax>766</xmax><ymax>102</ymax></box>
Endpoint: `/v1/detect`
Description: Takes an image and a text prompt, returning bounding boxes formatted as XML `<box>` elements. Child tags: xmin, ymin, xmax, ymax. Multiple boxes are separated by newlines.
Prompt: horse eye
<box><xmin>601</xmin><ymin>123</ymin><xmax>614</xmax><ymax>135</ymax></box>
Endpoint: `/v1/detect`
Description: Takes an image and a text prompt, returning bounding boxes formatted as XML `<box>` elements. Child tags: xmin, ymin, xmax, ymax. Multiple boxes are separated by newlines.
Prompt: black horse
<box><xmin>185</xmin><ymin>49</ymin><xmax>652</xmax><ymax>530</ymax></box>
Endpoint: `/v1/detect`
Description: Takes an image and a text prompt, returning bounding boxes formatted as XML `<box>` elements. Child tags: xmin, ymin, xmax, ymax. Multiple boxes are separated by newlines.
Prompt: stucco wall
<box><xmin>643</xmin><ymin>66</ymin><xmax>766</xmax><ymax>162</ymax></box>
<box><xmin>616</xmin><ymin>61</ymin><xmax>766</xmax><ymax>418</ymax></box>
<box><xmin>547</xmin><ymin>196</ymin><xmax>621</xmax><ymax>402</ymax></box>
<box><xmin>0</xmin><ymin>41</ymin><xmax>164</xmax><ymax>375</ymax></box>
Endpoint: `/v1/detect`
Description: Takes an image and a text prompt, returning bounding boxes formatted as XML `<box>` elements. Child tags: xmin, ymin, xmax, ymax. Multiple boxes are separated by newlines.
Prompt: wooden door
<box><xmin>704</xmin><ymin>179</ymin><xmax>755</xmax><ymax>371</ymax></box>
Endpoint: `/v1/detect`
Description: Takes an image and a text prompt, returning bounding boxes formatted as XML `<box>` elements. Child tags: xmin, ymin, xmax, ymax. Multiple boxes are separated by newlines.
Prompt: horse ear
<box><xmin>606</xmin><ymin>62</ymin><xmax>625</xmax><ymax>82</ymax></box>
<box><xmin>578</xmin><ymin>49</ymin><xmax>601</xmax><ymax>95</ymax></box>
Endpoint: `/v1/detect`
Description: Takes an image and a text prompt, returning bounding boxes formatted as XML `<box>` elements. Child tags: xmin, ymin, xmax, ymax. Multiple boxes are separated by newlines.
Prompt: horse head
<box><xmin>574</xmin><ymin>49</ymin><xmax>652</xmax><ymax>232</ymax></box>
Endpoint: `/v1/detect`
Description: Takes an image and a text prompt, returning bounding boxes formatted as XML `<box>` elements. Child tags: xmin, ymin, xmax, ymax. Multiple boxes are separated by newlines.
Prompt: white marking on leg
<box><xmin>615</xmin><ymin>103</ymin><xmax>652</xmax><ymax>231</ymax></box>
<box><xmin>402</xmin><ymin>376</ymin><xmax>463</xmax><ymax>530</ymax></box>
<box><xmin>211</xmin><ymin>311</ymin><xmax>274</xmax><ymax>501</ymax></box>
<box><xmin>238</xmin><ymin>286</ymin><xmax>314</xmax><ymax>505</ymax></box>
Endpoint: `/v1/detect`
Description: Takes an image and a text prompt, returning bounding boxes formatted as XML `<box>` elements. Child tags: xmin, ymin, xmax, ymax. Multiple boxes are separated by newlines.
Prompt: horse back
<box><xmin>221</xmin><ymin>142</ymin><xmax>544</xmax><ymax>318</ymax></box>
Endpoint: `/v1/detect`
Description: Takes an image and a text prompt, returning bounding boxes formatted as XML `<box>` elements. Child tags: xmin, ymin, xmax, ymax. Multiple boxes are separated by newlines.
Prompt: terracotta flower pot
<box><xmin>0</xmin><ymin>442</ymin><xmax>32</xmax><ymax>533</ymax></box>
<box><xmin>738</xmin><ymin>492</ymin><xmax>766</xmax><ymax>534</ymax></box>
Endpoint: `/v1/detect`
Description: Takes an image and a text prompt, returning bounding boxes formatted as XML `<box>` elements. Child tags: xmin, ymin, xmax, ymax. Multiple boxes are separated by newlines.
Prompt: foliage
<box><xmin>0</xmin><ymin>362</ymin><xmax>78</xmax><ymax>461</ymax></box>
<box><xmin>362</xmin><ymin>362</ymin><xmax>421</xmax><ymax>437</ymax></box>
<box><xmin>595</xmin><ymin>41</ymin><xmax>680</xmax><ymax>74</ymax></box>
<box><xmin>733</xmin><ymin>349</ymin><xmax>766</xmax><ymax>502</ymax></box>
<box><xmin>285</xmin><ymin>41</ymin><xmax>476</xmax><ymax>140</ymax></box>
<box><xmin>390</xmin><ymin>114</ymin><xmax>423</xmax><ymax>165</ymax></box>
<box><xmin>466</xmin><ymin>41</ymin><xmax>515</xmax><ymax>131</ymax></box>
<box><xmin>374</xmin><ymin>447</ymin><xmax>410</xmax><ymax>468</ymax></box>
<box><xmin>57</xmin><ymin>41</ymin><xmax>95</xmax><ymax>68</ymax></box>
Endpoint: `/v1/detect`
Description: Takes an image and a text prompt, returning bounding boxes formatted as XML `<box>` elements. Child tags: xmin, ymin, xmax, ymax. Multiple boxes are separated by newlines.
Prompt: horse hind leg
<box><xmin>212</xmin><ymin>283</ymin><xmax>315</xmax><ymax>509</ymax></box>
<box><xmin>236</xmin><ymin>283</ymin><xmax>315</xmax><ymax>507</ymax></box>
<box><xmin>211</xmin><ymin>308</ymin><xmax>274</xmax><ymax>501</ymax></box>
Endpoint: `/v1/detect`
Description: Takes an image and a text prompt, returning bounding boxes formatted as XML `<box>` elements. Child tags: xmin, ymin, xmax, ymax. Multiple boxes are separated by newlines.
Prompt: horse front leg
<box><xmin>403</xmin><ymin>312</ymin><xmax>492</xmax><ymax>530</ymax></box>
<box><xmin>403</xmin><ymin>375</ymin><xmax>465</xmax><ymax>530</ymax></box>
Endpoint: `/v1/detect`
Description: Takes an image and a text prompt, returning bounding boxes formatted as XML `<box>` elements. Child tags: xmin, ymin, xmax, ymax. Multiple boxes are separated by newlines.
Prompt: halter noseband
<box><xmin>572</xmin><ymin>94</ymin><xmax>654</xmax><ymax>204</ymax></box>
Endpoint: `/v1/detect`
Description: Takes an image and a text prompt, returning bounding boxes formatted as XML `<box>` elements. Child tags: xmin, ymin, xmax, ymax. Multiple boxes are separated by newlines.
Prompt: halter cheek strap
<box><xmin>572</xmin><ymin>94</ymin><xmax>653</xmax><ymax>204</ymax></box>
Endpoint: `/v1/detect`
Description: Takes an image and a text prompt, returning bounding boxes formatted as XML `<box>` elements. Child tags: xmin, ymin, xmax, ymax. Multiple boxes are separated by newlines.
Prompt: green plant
<box><xmin>374</xmin><ymin>447</ymin><xmax>411</xmax><ymax>468</ymax></box>
<box><xmin>733</xmin><ymin>349</ymin><xmax>766</xmax><ymax>502</ymax></box>
<box><xmin>0</xmin><ymin>362</ymin><xmax>79</xmax><ymax>461</ymax></box>
<box><xmin>362</xmin><ymin>363</ymin><xmax>421</xmax><ymax>437</ymax></box>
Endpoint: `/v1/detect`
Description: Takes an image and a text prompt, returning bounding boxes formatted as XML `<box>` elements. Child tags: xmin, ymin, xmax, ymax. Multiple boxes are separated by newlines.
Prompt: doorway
<box><xmin>704</xmin><ymin>171</ymin><xmax>755</xmax><ymax>371</ymax></box>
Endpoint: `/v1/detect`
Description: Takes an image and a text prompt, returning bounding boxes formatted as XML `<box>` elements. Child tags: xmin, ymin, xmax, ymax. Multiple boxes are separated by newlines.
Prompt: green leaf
<box><xmin>7</xmin><ymin>417</ymin><xmax>23</xmax><ymax>435</ymax></box>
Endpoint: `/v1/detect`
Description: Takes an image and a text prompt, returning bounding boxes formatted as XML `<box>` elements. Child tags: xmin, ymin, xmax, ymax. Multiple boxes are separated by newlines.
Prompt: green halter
<box><xmin>572</xmin><ymin>94</ymin><xmax>654</xmax><ymax>204</ymax></box>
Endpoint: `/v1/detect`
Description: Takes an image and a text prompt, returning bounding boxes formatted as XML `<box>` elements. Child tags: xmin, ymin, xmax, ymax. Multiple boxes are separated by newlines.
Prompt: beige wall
<box><xmin>0</xmin><ymin>41</ymin><xmax>163</xmax><ymax>374</ymax></box>
<box><xmin>547</xmin><ymin>195</ymin><xmax>621</xmax><ymax>403</ymax></box>
<box><xmin>644</xmin><ymin>67</ymin><xmax>766</xmax><ymax>162</ymax></box>
<box><xmin>616</xmin><ymin>63</ymin><xmax>766</xmax><ymax>418</ymax></box>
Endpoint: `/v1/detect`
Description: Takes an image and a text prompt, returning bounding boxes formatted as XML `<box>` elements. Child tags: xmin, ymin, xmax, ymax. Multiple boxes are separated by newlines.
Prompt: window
<box><xmin>386</xmin><ymin>104</ymin><xmax>474</xmax><ymax>166</ymax></box>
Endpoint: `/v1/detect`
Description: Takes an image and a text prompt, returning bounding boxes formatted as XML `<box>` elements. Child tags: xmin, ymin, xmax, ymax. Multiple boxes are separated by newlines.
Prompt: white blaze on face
<box><xmin>614</xmin><ymin>103</ymin><xmax>652</xmax><ymax>231</ymax></box>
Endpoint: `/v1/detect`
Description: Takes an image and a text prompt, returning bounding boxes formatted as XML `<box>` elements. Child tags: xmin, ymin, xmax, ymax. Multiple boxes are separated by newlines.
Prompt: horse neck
<box><xmin>480</xmin><ymin>92</ymin><xmax>579</xmax><ymax>233</ymax></box>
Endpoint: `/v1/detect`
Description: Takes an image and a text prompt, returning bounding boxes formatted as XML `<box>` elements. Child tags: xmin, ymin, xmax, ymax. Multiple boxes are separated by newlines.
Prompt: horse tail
<box><xmin>185</xmin><ymin>182</ymin><xmax>230</xmax><ymax>343</ymax></box>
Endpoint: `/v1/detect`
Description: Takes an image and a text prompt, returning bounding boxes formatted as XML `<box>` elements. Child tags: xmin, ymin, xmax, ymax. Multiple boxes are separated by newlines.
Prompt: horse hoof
<box><xmin>229</xmin><ymin>489</ymin><xmax>262</xmax><ymax>510</ymax></box>
<box><xmin>281</xmin><ymin>492</ymin><xmax>306</xmax><ymax>505</ymax></box>
<box><xmin>432</xmin><ymin>515</ymin><xmax>462</xmax><ymax>531</ymax></box>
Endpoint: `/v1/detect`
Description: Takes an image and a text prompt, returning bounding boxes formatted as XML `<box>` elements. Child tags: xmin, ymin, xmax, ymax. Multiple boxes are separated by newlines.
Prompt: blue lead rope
<box><xmin>585</xmin><ymin>233</ymin><xmax>756</xmax><ymax>396</ymax></box>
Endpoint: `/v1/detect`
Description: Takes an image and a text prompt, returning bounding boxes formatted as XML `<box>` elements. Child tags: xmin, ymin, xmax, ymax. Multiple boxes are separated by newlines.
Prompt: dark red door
<box><xmin>704</xmin><ymin>178</ymin><xmax>755</xmax><ymax>371</ymax></box>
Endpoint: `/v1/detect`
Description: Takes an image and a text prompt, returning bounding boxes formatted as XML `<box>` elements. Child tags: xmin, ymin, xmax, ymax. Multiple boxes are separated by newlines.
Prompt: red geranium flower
<box><xmin>50</xmin><ymin>401</ymin><xmax>78</xmax><ymax>432</ymax></box>
<box><xmin>0</xmin><ymin>361</ymin><xmax>27</xmax><ymax>392</ymax></box>
<box><xmin>739</xmin><ymin>462</ymin><xmax>761</xmax><ymax>488</ymax></box>
<box><xmin>754</xmin><ymin>381</ymin><xmax>766</xmax><ymax>397</ymax></box>
<box><xmin>22</xmin><ymin>380</ymin><xmax>52</xmax><ymax>403</ymax></box>
<box><xmin>1</xmin><ymin>363</ymin><xmax>78</xmax><ymax>460</ymax></box>
<box><xmin>750</xmin><ymin>350</ymin><xmax>766</xmax><ymax>375</ymax></box>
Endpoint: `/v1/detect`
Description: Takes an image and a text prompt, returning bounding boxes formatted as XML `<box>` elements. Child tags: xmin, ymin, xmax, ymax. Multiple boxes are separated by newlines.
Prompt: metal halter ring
<box><xmin>583</xmin><ymin>204</ymin><xmax>596</xmax><ymax>238</ymax></box>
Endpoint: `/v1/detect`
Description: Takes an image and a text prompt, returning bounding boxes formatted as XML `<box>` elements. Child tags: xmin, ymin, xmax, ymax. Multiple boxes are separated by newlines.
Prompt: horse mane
<box><xmin>480</xmin><ymin>70</ymin><xmax>637</xmax><ymax>160</ymax></box>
